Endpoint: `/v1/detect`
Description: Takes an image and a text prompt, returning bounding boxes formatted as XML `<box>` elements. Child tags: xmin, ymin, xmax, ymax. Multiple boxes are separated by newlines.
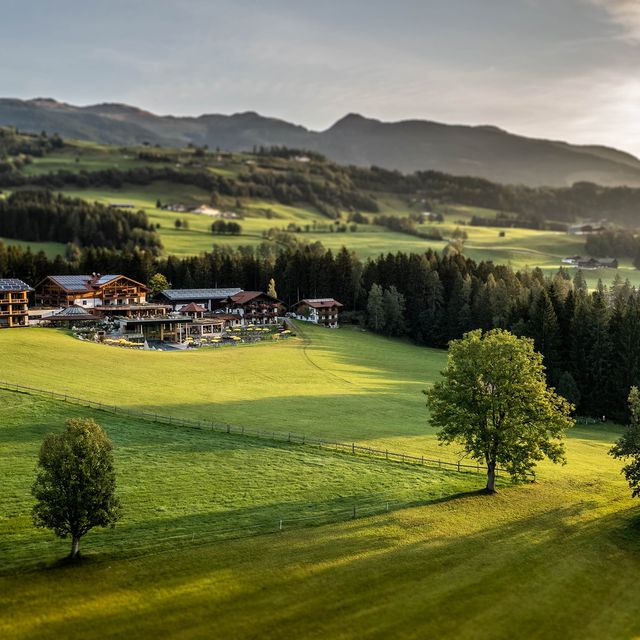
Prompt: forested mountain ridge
<box><xmin>3</xmin><ymin>98</ymin><xmax>640</xmax><ymax>187</ymax></box>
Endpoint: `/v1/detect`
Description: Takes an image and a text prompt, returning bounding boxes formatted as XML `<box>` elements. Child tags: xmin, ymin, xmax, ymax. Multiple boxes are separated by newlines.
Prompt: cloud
<box><xmin>590</xmin><ymin>0</ymin><xmax>640</xmax><ymax>39</ymax></box>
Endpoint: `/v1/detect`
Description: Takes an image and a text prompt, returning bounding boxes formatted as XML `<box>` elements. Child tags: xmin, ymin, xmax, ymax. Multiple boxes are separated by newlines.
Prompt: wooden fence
<box><xmin>0</xmin><ymin>380</ymin><xmax>534</xmax><ymax>481</ymax></box>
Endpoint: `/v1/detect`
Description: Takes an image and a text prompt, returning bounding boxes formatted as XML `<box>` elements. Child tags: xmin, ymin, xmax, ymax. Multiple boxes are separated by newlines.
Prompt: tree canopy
<box><xmin>32</xmin><ymin>417</ymin><xmax>121</xmax><ymax>559</ymax></box>
<box><xmin>610</xmin><ymin>387</ymin><xmax>640</xmax><ymax>498</ymax></box>
<box><xmin>425</xmin><ymin>329</ymin><xmax>574</xmax><ymax>492</ymax></box>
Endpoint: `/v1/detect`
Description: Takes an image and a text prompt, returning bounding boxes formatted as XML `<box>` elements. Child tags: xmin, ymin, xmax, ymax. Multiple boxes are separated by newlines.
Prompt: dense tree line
<box><xmin>0</xmin><ymin>164</ymin><xmax>378</xmax><ymax>218</ymax></box>
<box><xmin>0</xmin><ymin>127</ymin><xmax>63</xmax><ymax>159</ymax></box>
<box><xmin>585</xmin><ymin>230</ymin><xmax>640</xmax><ymax>261</ymax></box>
<box><xmin>376</xmin><ymin>214</ymin><xmax>443</xmax><ymax>240</ymax></box>
<box><xmin>347</xmin><ymin>166</ymin><xmax>640</xmax><ymax>226</ymax></box>
<box><xmin>3</xmin><ymin>237</ymin><xmax>639</xmax><ymax>421</ymax></box>
<box><xmin>0</xmin><ymin>190</ymin><xmax>162</xmax><ymax>253</ymax></box>
<box><xmin>469</xmin><ymin>213</ymin><xmax>567</xmax><ymax>231</ymax></box>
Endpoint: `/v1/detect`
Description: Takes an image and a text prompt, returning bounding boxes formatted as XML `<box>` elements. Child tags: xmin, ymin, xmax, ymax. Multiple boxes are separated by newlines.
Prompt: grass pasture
<box><xmin>1</xmin><ymin>324</ymin><xmax>639</xmax><ymax>639</ymax></box>
<box><xmin>0</xmin><ymin>389</ymin><xmax>481</xmax><ymax>573</ymax></box>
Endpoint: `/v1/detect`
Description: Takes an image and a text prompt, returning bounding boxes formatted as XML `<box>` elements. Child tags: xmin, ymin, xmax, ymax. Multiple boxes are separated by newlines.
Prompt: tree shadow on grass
<box><xmin>10</xmin><ymin>497</ymin><xmax>640</xmax><ymax>640</ymax></box>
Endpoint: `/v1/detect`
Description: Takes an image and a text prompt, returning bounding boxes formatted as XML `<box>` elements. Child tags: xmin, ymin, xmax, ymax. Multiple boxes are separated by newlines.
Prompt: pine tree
<box><xmin>382</xmin><ymin>286</ymin><xmax>406</xmax><ymax>336</ymax></box>
<box><xmin>367</xmin><ymin>283</ymin><xmax>385</xmax><ymax>332</ymax></box>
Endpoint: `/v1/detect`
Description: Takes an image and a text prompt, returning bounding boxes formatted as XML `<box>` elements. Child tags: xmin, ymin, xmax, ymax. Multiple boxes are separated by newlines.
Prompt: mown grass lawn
<box><xmin>1</xmin><ymin>324</ymin><xmax>639</xmax><ymax>639</ymax></box>
<box><xmin>0</xmin><ymin>390</ymin><xmax>481</xmax><ymax>574</ymax></box>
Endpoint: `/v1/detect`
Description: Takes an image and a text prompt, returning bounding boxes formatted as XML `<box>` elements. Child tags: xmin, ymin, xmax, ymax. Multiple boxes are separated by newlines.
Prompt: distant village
<box><xmin>0</xmin><ymin>275</ymin><xmax>343</xmax><ymax>349</ymax></box>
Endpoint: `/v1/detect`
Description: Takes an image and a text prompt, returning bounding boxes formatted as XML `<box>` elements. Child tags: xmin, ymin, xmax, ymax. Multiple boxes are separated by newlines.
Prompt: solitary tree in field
<box><xmin>32</xmin><ymin>418</ymin><xmax>121</xmax><ymax>560</ymax></box>
<box><xmin>425</xmin><ymin>329</ymin><xmax>574</xmax><ymax>493</ymax></box>
<box><xmin>610</xmin><ymin>387</ymin><xmax>640</xmax><ymax>497</ymax></box>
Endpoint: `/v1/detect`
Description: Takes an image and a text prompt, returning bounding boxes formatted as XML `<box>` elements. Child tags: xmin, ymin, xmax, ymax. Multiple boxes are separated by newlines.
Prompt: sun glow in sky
<box><xmin>2</xmin><ymin>0</ymin><xmax>640</xmax><ymax>154</ymax></box>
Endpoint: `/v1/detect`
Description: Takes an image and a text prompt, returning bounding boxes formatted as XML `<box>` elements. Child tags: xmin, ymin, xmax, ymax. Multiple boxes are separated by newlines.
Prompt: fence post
<box><xmin>457</xmin><ymin>460</ymin><xmax>461</xmax><ymax>472</ymax></box>
<box><xmin>385</xmin><ymin>450</ymin><xmax>388</xmax><ymax>460</ymax></box>
<box><xmin>279</xmin><ymin>519</ymin><xmax>283</xmax><ymax>531</ymax></box>
<box><xmin>352</xmin><ymin>442</ymin><xmax>355</xmax><ymax>454</ymax></box>
<box><xmin>421</xmin><ymin>455</ymin><xmax>424</xmax><ymax>465</ymax></box>
<box><xmin>226</xmin><ymin>424</ymin><xmax>230</xmax><ymax>433</ymax></box>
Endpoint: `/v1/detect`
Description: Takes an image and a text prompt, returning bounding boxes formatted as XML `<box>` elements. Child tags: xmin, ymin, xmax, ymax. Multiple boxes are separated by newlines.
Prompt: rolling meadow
<box><xmin>1</xmin><ymin>324</ymin><xmax>639</xmax><ymax>639</ymax></box>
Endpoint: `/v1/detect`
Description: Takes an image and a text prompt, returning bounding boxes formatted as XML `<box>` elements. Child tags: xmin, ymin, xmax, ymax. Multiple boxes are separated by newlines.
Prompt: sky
<box><xmin>2</xmin><ymin>0</ymin><xmax>640</xmax><ymax>154</ymax></box>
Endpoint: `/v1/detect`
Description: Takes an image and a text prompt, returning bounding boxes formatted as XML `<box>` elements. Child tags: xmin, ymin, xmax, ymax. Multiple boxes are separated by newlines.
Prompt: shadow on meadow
<box><xmin>6</xmin><ymin>492</ymin><xmax>640</xmax><ymax>640</ymax></box>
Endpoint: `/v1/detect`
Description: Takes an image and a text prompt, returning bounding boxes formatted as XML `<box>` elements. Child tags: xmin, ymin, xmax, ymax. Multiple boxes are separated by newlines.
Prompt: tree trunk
<box><xmin>486</xmin><ymin>460</ymin><xmax>497</xmax><ymax>494</ymax></box>
<box><xmin>70</xmin><ymin>535</ymin><xmax>80</xmax><ymax>560</ymax></box>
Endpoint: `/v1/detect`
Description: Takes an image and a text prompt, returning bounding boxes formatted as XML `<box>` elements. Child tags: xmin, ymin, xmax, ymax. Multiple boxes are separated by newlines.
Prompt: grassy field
<box><xmin>1</xmin><ymin>325</ymin><xmax>638</xmax><ymax>639</ymax></box>
<box><xmin>0</xmin><ymin>389</ymin><xmax>481</xmax><ymax>573</ymax></box>
<box><xmin>0</xmin><ymin>237</ymin><xmax>66</xmax><ymax>259</ymax></box>
<box><xmin>0</xmin><ymin>324</ymin><xmax>448</xmax><ymax>456</ymax></box>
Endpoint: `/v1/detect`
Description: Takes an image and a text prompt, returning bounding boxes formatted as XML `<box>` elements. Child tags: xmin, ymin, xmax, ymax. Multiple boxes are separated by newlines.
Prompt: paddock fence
<box><xmin>0</xmin><ymin>380</ymin><xmax>534</xmax><ymax>482</ymax></box>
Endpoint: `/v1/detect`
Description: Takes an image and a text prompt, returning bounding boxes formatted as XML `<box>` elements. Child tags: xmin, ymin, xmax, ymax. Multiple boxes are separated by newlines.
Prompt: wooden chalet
<box><xmin>227</xmin><ymin>291</ymin><xmax>282</xmax><ymax>325</ymax></box>
<box><xmin>35</xmin><ymin>274</ymin><xmax>148</xmax><ymax>309</ymax></box>
<box><xmin>0</xmin><ymin>279</ymin><xmax>33</xmax><ymax>329</ymax></box>
<box><xmin>291</xmin><ymin>298</ymin><xmax>343</xmax><ymax>328</ymax></box>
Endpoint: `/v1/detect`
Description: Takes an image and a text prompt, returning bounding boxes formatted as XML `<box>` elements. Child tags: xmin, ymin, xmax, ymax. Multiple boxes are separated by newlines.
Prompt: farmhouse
<box><xmin>227</xmin><ymin>291</ymin><xmax>282</xmax><ymax>325</ymax></box>
<box><xmin>563</xmin><ymin>256</ymin><xmax>619</xmax><ymax>269</ymax></box>
<box><xmin>291</xmin><ymin>298</ymin><xmax>343</xmax><ymax>328</ymax></box>
<box><xmin>0</xmin><ymin>279</ymin><xmax>33</xmax><ymax>329</ymax></box>
<box><xmin>35</xmin><ymin>274</ymin><xmax>148</xmax><ymax>309</ymax></box>
<box><xmin>157</xmin><ymin>288</ymin><xmax>242</xmax><ymax>312</ymax></box>
<box><xmin>568</xmin><ymin>222</ymin><xmax>607</xmax><ymax>235</ymax></box>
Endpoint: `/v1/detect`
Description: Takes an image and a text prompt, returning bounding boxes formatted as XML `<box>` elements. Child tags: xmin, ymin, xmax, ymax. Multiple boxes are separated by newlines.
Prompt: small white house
<box><xmin>291</xmin><ymin>298</ymin><xmax>343</xmax><ymax>328</ymax></box>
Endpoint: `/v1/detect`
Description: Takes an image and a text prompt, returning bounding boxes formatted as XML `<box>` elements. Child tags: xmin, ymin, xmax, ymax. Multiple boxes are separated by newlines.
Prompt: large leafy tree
<box><xmin>32</xmin><ymin>418</ymin><xmax>121</xmax><ymax>560</ymax></box>
<box><xmin>610</xmin><ymin>387</ymin><xmax>640</xmax><ymax>497</ymax></box>
<box><xmin>425</xmin><ymin>329</ymin><xmax>574</xmax><ymax>493</ymax></box>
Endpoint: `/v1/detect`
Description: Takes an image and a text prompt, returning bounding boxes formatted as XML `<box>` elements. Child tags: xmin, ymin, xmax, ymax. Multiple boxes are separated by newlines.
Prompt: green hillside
<box><xmin>1</xmin><ymin>324</ymin><xmax>638</xmax><ymax>639</ymax></box>
<box><xmin>2</xmin><ymin>132</ymin><xmax>639</xmax><ymax>285</ymax></box>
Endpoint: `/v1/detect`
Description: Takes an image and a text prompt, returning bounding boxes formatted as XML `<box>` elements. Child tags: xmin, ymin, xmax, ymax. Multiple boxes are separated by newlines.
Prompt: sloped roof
<box><xmin>47</xmin><ymin>275</ymin><xmax>94</xmax><ymax>292</ymax></box>
<box><xmin>40</xmin><ymin>274</ymin><xmax>147</xmax><ymax>293</ymax></box>
<box><xmin>230</xmin><ymin>291</ymin><xmax>281</xmax><ymax>304</ymax></box>
<box><xmin>296</xmin><ymin>298</ymin><xmax>343</xmax><ymax>309</ymax></box>
<box><xmin>180</xmin><ymin>302</ymin><xmax>207</xmax><ymax>313</ymax></box>
<box><xmin>160</xmin><ymin>288</ymin><xmax>243</xmax><ymax>301</ymax></box>
<box><xmin>0</xmin><ymin>279</ymin><xmax>33</xmax><ymax>292</ymax></box>
<box><xmin>49</xmin><ymin>305</ymin><xmax>99</xmax><ymax>321</ymax></box>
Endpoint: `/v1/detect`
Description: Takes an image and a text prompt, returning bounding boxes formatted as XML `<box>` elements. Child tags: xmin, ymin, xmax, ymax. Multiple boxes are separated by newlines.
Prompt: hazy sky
<box><xmin>2</xmin><ymin>0</ymin><xmax>640</xmax><ymax>154</ymax></box>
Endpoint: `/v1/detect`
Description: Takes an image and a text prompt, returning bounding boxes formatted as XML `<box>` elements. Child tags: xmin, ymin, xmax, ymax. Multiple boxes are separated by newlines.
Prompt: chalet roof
<box><xmin>159</xmin><ymin>288</ymin><xmax>243</xmax><ymax>301</ymax></box>
<box><xmin>0</xmin><ymin>278</ymin><xmax>33</xmax><ymax>292</ymax></box>
<box><xmin>295</xmin><ymin>298</ymin><xmax>343</xmax><ymax>309</ymax></box>
<box><xmin>230</xmin><ymin>291</ymin><xmax>281</xmax><ymax>304</ymax></box>
<box><xmin>43</xmin><ymin>274</ymin><xmax>142</xmax><ymax>293</ymax></box>
<box><xmin>181</xmin><ymin>302</ymin><xmax>207</xmax><ymax>313</ymax></box>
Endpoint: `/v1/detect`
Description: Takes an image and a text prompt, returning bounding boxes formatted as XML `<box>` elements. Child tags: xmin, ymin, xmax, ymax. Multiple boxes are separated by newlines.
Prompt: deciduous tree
<box><xmin>610</xmin><ymin>387</ymin><xmax>640</xmax><ymax>497</ymax></box>
<box><xmin>425</xmin><ymin>329</ymin><xmax>574</xmax><ymax>493</ymax></box>
<box><xmin>32</xmin><ymin>418</ymin><xmax>121</xmax><ymax>560</ymax></box>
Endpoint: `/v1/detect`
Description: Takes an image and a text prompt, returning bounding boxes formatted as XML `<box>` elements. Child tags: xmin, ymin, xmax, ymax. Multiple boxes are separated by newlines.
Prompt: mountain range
<box><xmin>2</xmin><ymin>97</ymin><xmax>640</xmax><ymax>188</ymax></box>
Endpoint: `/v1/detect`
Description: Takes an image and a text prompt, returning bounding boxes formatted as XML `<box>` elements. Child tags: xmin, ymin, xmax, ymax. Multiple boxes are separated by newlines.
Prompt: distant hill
<box><xmin>2</xmin><ymin>97</ymin><xmax>640</xmax><ymax>187</ymax></box>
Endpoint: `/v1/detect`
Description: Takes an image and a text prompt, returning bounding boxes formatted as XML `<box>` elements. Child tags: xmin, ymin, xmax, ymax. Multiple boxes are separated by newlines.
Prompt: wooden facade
<box><xmin>228</xmin><ymin>291</ymin><xmax>282</xmax><ymax>325</ymax></box>
<box><xmin>0</xmin><ymin>279</ymin><xmax>33</xmax><ymax>329</ymax></box>
<box><xmin>292</xmin><ymin>298</ymin><xmax>343</xmax><ymax>328</ymax></box>
<box><xmin>35</xmin><ymin>274</ymin><xmax>148</xmax><ymax>309</ymax></box>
